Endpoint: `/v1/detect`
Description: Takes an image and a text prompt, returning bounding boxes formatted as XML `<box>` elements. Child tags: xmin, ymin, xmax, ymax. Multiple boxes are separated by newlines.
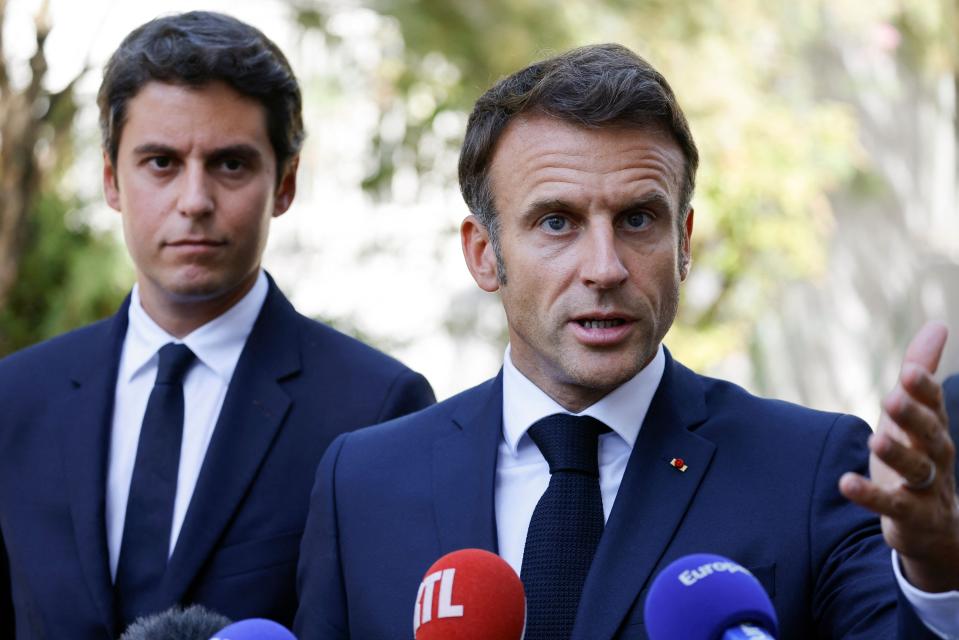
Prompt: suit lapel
<box><xmin>56</xmin><ymin>299</ymin><xmax>130</xmax><ymax>636</ymax></box>
<box><xmin>573</xmin><ymin>353</ymin><xmax>716</xmax><ymax>640</ymax></box>
<box><xmin>159</xmin><ymin>281</ymin><xmax>299</xmax><ymax>604</ymax></box>
<box><xmin>432</xmin><ymin>373</ymin><xmax>502</xmax><ymax>554</ymax></box>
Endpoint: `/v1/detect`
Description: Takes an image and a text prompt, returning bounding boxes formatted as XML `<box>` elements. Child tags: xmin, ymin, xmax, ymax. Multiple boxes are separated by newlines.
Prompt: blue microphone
<box><xmin>209</xmin><ymin>619</ymin><xmax>297</xmax><ymax>640</ymax></box>
<box><xmin>644</xmin><ymin>553</ymin><xmax>777</xmax><ymax>640</ymax></box>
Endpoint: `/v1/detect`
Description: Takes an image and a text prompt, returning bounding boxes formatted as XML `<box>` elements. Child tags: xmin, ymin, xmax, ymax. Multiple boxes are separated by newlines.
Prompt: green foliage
<box><xmin>0</xmin><ymin>2</ymin><xmax>129</xmax><ymax>357</ymax></box>
<box><xmin>0</xmin><ymin>192</ymin><xmax>129</xmax><ymax>355</ymax></box>
<box><xmin>291</xmin><ymin>0</ymin><xmax>864</xmax><ymax>368</ymax></box>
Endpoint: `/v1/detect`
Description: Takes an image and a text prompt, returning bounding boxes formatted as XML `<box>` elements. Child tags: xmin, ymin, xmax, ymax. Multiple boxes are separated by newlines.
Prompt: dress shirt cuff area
<box><xmin>893</xmin><ymin>549</ymin><xmax>959</xmax><ymax>639</ymax></box>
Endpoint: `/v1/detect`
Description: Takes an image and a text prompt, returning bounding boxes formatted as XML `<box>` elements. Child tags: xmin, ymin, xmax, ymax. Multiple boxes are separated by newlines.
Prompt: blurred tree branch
<box><xmin>0</xmin><ymin>0</ymin><xmax>51</xmax><ymax>310</ymax></box>
<box><xmin>0</xmin><ymin>0</ymin><xmax>128</xmax><ymax>355</ymax></box>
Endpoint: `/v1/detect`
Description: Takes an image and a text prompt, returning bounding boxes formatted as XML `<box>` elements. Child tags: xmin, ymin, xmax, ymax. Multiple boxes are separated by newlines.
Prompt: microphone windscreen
<box><xmin>643</xmin><ymin>553</ymin><xmax>777</xmax><ymax>640</ymax></box>
<box><xmin>119</xmin><ymin>605</ymin><xmax>232</xmax><ymax>640</ymax></box>
<box><xmin>210</xmin><ymin>619</ymin><xmax>297</xmax><ymax>640</ymax></box>
<box><xmin>414</xmin><ymin>548</ymin><xmax>526</xmax><ymax>640</ymax></box>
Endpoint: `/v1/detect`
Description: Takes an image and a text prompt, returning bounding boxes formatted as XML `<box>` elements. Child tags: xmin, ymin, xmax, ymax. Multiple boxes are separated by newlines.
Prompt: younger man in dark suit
<box><xmin>0</xmin><ymin>11</ymin><xmax>434</xmax><ymax>639</ymax></box>
<box><xmin>295</xmin><ymin>44</ymin><xmax>959</xmax><ymax>639</ymax></box>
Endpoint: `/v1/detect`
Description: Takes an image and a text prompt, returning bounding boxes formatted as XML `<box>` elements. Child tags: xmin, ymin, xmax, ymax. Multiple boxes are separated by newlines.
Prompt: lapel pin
<box><xmin>669</xmin><ymin>457</ymin><xmax>688</xmax><ymax>472</ymax></box>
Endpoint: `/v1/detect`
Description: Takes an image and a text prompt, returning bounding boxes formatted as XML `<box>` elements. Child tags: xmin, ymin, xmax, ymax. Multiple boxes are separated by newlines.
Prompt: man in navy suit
<box><xmin>0</xmin><ymin>12</ymin><xmax>434</xmax><ymax>639</ymax></box>
<box><xmin>295</xmin><ymin>44</ymin><xmax>959</xmax><ymax>639</ymax></box>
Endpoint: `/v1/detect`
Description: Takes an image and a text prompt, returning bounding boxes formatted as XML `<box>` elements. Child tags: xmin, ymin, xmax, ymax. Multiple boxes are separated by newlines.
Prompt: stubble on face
<box><xmin>485</xmin><ymin>114</ymin><xmax>690</xmax><ymax>411</ymax></box>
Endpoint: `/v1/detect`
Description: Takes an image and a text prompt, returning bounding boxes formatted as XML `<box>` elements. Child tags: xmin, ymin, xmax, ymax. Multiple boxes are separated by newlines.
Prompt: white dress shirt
<box><xmin>495</xmin><ymin>344</ymin><xmax>665</xmax><ymax>574</ymax></box>
<box><xmin>106</xmin><ymin>271</ymin><xmax>268</xmax><ymax>580</ymax></box>
<box><xmin>495</xmin><ymin>342</ymin><xmax>959</xmax><ymax>638</ymax></box>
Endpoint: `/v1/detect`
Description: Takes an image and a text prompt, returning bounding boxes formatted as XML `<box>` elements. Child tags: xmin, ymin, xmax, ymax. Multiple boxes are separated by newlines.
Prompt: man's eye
<box><xmin>624</xmin><ymin>212</ymin><xmax>651</xmax><ymax>229</ymax></box>
<box><xmin>221</xmin><ymin>158</ymin><xmax>245</xmax><ymax>172</ymax></box>
<box><xmin>148</xmin><ymin>156</ymin><xmax>173</xmax><ymax>170</ymax></box>
<box><xmin>541</xmin><ymin>215</ymin><xmax>568</xmax><ymax>232</ymax></box>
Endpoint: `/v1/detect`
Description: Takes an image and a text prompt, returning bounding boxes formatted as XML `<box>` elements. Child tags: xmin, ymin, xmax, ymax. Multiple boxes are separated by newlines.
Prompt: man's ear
<box><xmin>680</xmin><ymin>207</ymin><xmax>694</xmax><ymax>281</ymax></box>
<box><xmin>102</xmin><ymin>150</ymin><xmax>121</xmax><ymax>212</ymax></box>
<box><xmin>461</xmin><ymin>215</ymin><xmax>500</xmax><ymax>292</ymax></box>
<box><xmin>273</xmin><ymin>156</ymin><xmax>299</xmax><ymax>217</ymax></box>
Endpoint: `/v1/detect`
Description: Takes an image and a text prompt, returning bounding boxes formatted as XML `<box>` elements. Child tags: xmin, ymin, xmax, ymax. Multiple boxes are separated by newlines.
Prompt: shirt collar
<box><xmin>501</xmin><ymin>343</ymin><xmax>666</xmax><ymax>456</ymax></box>
<box><xmin>121</xmin><ymin>270</ymin><xmax>269</xmax><ymax>383</ymax></box>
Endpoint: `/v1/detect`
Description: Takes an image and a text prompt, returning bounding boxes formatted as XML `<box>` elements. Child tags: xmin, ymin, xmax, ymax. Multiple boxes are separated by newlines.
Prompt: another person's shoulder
<box><xmin>0</xmin><ymin>315</ymin><xmax>115</xmax><ymax>383</ymax></box>
<box><xmin>277</xmin><ymin>296</ymin><xmax>435</xmax><ymax>415</ymax></box>
<box><xmin>944</xmin><ymin>372</ymin><xmax>958</xmax><ymax>429</ymax></box>
<box><xmin>945</xmin><ymin>373</ymin><xmax>959</xmax><ymax>399</ymax></box>
<box><xmin>293</xmin><ymin>312</ymin><xmax>415</xmax><ymax>380</ymax></box>
<box><xmin>309</xmin><ymin>377</ymin><xmax>493</xmax><ymax>500</ymax></box>
<box><xmin>328</xmin><ymin>376</ymin><xmax>494</xmax><ymax>457</ymax></box>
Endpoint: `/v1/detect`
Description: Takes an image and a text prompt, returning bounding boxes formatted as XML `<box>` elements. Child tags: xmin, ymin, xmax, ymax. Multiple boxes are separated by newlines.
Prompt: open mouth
<box><xmin>577</xmin><ymin>319</ymin><xmax>626</xmax><ymax>329</ymax></box>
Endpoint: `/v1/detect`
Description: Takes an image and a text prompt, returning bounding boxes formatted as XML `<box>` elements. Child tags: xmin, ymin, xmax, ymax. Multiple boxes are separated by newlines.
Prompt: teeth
<box><xmin>581</xmin><ymin>319</ymin><xmax>624</xmax><ymax>329</ymax></box>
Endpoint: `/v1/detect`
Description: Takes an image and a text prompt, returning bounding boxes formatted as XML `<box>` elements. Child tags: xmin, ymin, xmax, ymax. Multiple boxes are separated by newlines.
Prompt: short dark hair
<box><xmin>98</xmin><ymin>11</ymin><xmax>304</xmax><ymax>177</ymax></box>
<box><xmin>458</xmin><ymin>43</ymin><xmax>698</xmax><ymax>274</ymax></box>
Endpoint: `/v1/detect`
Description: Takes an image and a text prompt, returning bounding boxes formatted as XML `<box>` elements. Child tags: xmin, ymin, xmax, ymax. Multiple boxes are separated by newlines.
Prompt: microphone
<box><xmin>413</xmin><ymin>548</ymin><xmax>526</xmax><ymax>639</ymax></box>
<box><xmin>119</xmin><ymin>604</ymin><xmax>232</xmax><ymax>640</ymax></box>
<box><xmin>644</xmin><ymin>553</ymin><xmax>778</xmax><ymax>640</ymax></box>
<box><xmin>210</xmin><ymin>618</ymin><xmax>297</xmax><ymax>639</ymax></box>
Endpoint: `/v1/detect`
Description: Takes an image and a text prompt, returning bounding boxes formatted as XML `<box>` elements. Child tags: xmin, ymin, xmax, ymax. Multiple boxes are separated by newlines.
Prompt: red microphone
<box><xmin>413</xmin><ymin>548</ymin><xmax>526</xmax><ymax>639</ymax></box>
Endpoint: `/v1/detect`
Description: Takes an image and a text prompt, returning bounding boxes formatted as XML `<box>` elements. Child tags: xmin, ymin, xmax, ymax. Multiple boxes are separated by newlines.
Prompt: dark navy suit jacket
<box><xmin>0</xmin><ymin>277</ymin><xmax>435</xmax><ymax>639</ymax></box>
<box><xmin>295</xmin><ymin>350</ymin><xmax>935</xmax><ymax>639</ymax></box>
<box><xmin>947</xmin><ymin>374</ymin><xmax>959</xmax><ymax>482</ymax></box>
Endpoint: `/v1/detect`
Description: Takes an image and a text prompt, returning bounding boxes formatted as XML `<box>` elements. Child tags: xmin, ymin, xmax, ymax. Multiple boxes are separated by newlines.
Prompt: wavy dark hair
<box><xmin>98</xmin><ymin>11</ymin><xmax>304</xmax><ymax>179</ymax></box>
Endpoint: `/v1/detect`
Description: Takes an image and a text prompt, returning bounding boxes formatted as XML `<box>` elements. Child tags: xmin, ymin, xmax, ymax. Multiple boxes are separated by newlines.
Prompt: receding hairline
<box><xmin>484</xmin><ymin>111</ymin><xmax>691</xmax><ymax>219</ymax></box>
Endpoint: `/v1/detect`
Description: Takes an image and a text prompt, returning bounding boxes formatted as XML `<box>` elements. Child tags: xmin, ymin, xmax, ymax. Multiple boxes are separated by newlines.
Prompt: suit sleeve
<box><xmin>808</xmin><ymin>414</ymin><xmax>939</xmax><ymax>639</ymax></box>
<box><xmin>375</xmin><ymin>369</ymin><xmax>435</xmax><ymax>424</ymax></box>
<box><xmin>295</xmin><ymin>433</ymin><xmax>351</xmax><ymax>640</ymax></box>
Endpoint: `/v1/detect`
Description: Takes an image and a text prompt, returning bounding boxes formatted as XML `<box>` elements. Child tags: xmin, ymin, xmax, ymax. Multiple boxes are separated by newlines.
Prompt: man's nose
<box><xmin>580</xmin><ymin>223</ymin><xmax>628</xmax><ymax>289</ymax></box>
<box><xmin>176</xmin><ymin>164</ymin><xmax>214</xmax><ymax>217</ymax></box>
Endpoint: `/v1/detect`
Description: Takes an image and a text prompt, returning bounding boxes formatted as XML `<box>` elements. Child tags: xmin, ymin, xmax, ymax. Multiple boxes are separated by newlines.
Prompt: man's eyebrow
<box><xmin>131</xmin><ymin>143</ymin><xmax>179</xmax><ymax>156</ymax></box>
<box><xmin>522</xmin><ymin>198</ymin><xmax>576</xmax><ymax>219</ymax></box>
<box><xmin>208</xmin><ymin>144</ymin><xmax>263</xmax><ymax>162</ymax></box>
<box><xmin>620</xmin><ymin>192</ymin><xmax>673</xmax><ymax>213</ymax></box>
<box><xmin>521</xmin><ymin>193</ymin><xmax>674</xmax><ymax>219</ymax></box>
<box><xmin>129</xmin><ymin>143</ymin><xmax>263</xmax><ymax>161</ymax></box>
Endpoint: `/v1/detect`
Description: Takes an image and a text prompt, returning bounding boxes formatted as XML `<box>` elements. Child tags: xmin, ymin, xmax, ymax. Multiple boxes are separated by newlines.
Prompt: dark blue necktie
<box><xmin>115</xmin><ymin>342</ymin><xmax>195</xmax><ymax>627</ymax></box>
<box><xmin>520</xmin><ymin>414</ymin><xmax>610</xmax><ymax>640</ymax></box>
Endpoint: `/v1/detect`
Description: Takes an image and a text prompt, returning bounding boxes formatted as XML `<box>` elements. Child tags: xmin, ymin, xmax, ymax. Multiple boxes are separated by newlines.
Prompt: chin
<box><xmin>568</xmin><ymin>364</ymin><xmax>639</xmax><ymax>396</ymax></box>
<box><xmin>163</xmin><ymin>276</ymin><xmax>235</xmax><ymax>301</ymax></box>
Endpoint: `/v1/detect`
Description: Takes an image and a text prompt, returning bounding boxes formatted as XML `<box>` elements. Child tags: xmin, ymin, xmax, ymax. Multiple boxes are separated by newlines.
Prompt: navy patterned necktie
<box><xmin>520</xmin><ymin>413</ymin><xmax>610</xmax><ymax>640</ymax></box>
<box><xmin>115</xmin><ymin>342</ymin><xmax>195</xmax><ymax>628</ymax></box>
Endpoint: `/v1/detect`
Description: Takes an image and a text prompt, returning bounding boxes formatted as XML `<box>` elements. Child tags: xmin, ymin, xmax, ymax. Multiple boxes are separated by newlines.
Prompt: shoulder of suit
<box><xmin>0</xmin><ymin>316</ymin><xmax>117</xmax><ymax>411</ymax></box>
<box><xmin>289</xmin><ymin>311</ymin><xmax>421</xmax><ymax>377</ymax></box>
<box><xmin>687</xmin><ymin>367</ymin><xmax>863</xmax><ymax>434</ymax></box>
<box><xmin>339</xmin><ymin>376</ymin><xmax>494</xmax><ymax>441</ymax></box>
<box><xmin>0</xmin><ymin>316</ymin><xmax>115</xmax><ymax>376</ymax></box>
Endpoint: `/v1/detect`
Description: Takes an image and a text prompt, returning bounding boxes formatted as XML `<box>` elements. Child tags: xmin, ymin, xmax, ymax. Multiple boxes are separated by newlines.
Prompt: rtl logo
<box><xmin>413</xmin><ymin>568</ymin><xmax>464</xmax><ymax>631</ymax></box>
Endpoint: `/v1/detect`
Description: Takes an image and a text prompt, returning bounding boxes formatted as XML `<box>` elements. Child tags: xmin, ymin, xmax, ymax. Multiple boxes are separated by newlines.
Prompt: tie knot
<box><xmin>155</xmin><ymin>343</ymin><xmax>195</xmax><ymax>385</ymax></box>
<box><xmin>527</xmin><ymin>414</ymin><xmax>610</xmax><ymax>477</ymax></box>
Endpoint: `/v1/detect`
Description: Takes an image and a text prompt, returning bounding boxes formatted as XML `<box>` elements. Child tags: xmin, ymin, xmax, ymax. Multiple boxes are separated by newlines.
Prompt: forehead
<box><xmin>118</xmin><ymin>80</ymin><xmax>272</xmax><ymax>153</ymax></box>
<box><xmin>487</xmin><ymin>114</ymin><xmax>685</xmax><ymax>217</ymax></box>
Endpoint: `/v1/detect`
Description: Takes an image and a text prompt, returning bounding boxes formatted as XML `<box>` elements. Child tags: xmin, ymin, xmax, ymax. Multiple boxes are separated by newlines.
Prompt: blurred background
<box><xmin>1</xmin><ymin>0</ymin><xmax>957</xmax><ymax>420</ymax></box>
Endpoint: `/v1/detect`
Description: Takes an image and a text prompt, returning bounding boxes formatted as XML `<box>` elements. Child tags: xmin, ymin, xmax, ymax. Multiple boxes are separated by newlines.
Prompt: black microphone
<box><xmin>644</xmin><ymin>553</ymin><xmax>778</xmax><ymax>640</ymax></box>
<box><xmin>119</xmin><ymin>604</ymin><xmax>232</xmax><ymax>640</ymax></box>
